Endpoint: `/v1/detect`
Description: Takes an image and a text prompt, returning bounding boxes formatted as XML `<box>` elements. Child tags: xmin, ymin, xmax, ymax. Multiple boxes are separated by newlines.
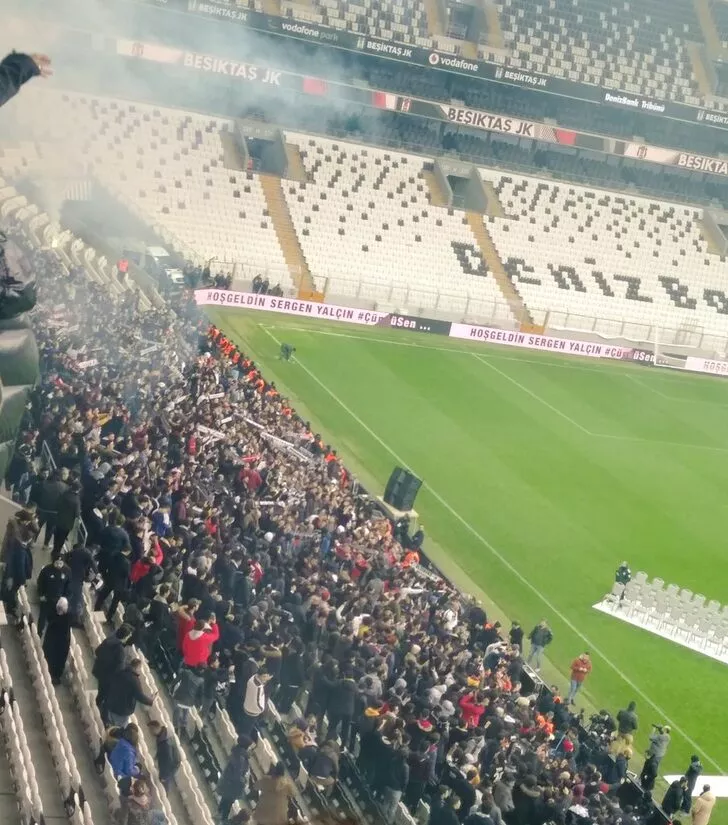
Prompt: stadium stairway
<box><xmin>693</xmin><ymin>0</ymin><xmax>723</xmax><ymax>57</ymax></box>
<box><xmin>259</xmin><ymin>174</ymin><xmax>320</xmax><ymax>298</ymax></box>
<box><xmin>284</xmin><ymin>144</ymin><xmax>310</xmax><ymax>184</ymax></box>
<box><xmin>422</xmin><ymin>169</ymin><xmax>450</xmax><ymax>208</ymax></box>
<box><xmin>687</xmin><ymin>42</ymin><xmax>716</xmax><ymax>98</ymax></box>
<box><xmin>220</xmin><ymin>132</ymin><xmax>248</xmax><ymax>173</ymax></box>
<box><xmin>423</xmin><ymin>0</ymin><xmax>445</xmax><ymax>38</ymax></box>
<box><xmin>0</xmin><ymin>619</ymin><xmax>77</xmax><ymax>824</ymax></box>
<box><xmin>0</xmin><ymin>744</ymin><xmax>21</xmax><ymax>825</ymax></box>
<box><xmin>466</xmin><ymin>212</ymin><xmax>536</xmax><ymax>327</ymax></box>
<box><xmin>483</xmin><ymin>0</ymin><xmax>505</xmax><ymax>50</ymax></box>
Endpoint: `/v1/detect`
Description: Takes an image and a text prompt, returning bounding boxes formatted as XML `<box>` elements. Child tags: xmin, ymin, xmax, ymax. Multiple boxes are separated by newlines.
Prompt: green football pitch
<box><xmin>211</xmin><ymin>307</ymin><xmax>728</xmax><ymax>805</ymax></box>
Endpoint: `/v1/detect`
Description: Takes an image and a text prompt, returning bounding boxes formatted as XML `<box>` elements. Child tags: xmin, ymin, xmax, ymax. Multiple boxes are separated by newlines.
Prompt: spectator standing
<box><xmin>566</xmin><ymin>652</ymin><xmax>592</xmax><ymax>705</ymax></box>
<box><xmin>105</xmin><ymin>658</ymin><xmax>155</xmax><ymax>728</ymax></box>
<box><xmin>53</xmin><ymin>480</ymin><xmax>81</xmax><ymax>555</ymax></box>
<box><xmin>239</xmin><ymin>667</ymin><xmax>271</xmax><ymax>737</ymax></box>
<box><xmin>616</xmin><ymin>701</ymin><xmax>638</xmax><ymax>736</ymax></box>
<box><xmin>36</xmin><ymin>553</ymin><xmax>70</xmax><ymax>635</ymax></box>
<box><xmin>327</xmin><ymin>667</ymin><xmax>356</xmax><ymax>747</ymax></box>
<box><xmin>381</xmin><ymin>745</ymin><xmax>409</xmax><ymax>822</ymax></box>
<box><xmin>509</xmin><ymin>621</ymin><xmax>524</xmax><ymax>649</ymax></box>
<box><xmin>683</xmin><ymin>755</ymin><xmax>704</xmax><ymax>813</ymax></box>
<box><xmin>172</xmin><ymin>663</ymin><xmax>205</xmax><ymax>737</ymax></box>
<box><xmin>93</xmin><ymin>624</ymin><xmax>134</xmax><ymax>721</ymax></box>
<box><xmin>217</xmin><ymin>736</ymin><xmax>253</xmax><ymax>823</ymax></box>
<box><xmin>42</xmin><ymin>596</ymin><xmax>72</xmax><ymax>684</ymax></box>
<box><xmin>65</xmin><ymin>542</ymin><xmax>96</xmax><ymax>622</ymax></box>
<box><xmin>692</xmin><ymin>785</ymin><xmax>716</xmax><ymax>825</ymax></box>
<box><xmin>1</xmin><ymin>523</ymin><xmax>33</xmax><ymax>616</ymax></box>
<box><xmin>147</xmin><ymin>720</ymin><xmax>181</xmax><ymax>792</ymax></box>
<box><xmin>182</xmin><ymin>615</ymin><xmax>220</xmax><ymax>667</ymax></box>
<box><xmin>35</xmin><ymin>468</ymin><xmax>68</xmax><ymax>550</ymax></box>
<box><xmin>663</xmin><ymin>777</ymin><xmax>688</xmax><ymax>818</ymax></box>
<box><xmin>253</xmin><ymin>763</ymin><xmax>294</xmax><ymax>825</ymax></box>
<box><xmin>526</xmin><ymin>620</ymin><xmax>552</xmax><ymax>671</ymax></box>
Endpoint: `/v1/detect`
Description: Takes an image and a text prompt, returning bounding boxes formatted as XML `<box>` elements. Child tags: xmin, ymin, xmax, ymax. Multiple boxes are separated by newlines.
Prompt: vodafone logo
<box><xmin>428</xmin><ymin>53</ymin><xmax>440</xmax><ymax>65</ymax></box>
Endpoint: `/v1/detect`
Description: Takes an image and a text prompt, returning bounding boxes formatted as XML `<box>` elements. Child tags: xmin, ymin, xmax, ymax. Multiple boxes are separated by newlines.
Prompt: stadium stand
<box><xmin>486</xmin><ymin>0</ymin><xmax>703</xmax><ymax>104</ymax></box>
<box><xmin>284</xmin><ymin>132</ymin><xmax>513</xmax><ymax>317</ymax></box>
<box><xmin>0</xmin><ymin>42</ymin><xmax>721</xmax><ymax>823</ymax></box>
<box><xmin>3</xmin><ymin>93</ymin><xmax>292</xmax><ymax>287</ymax></box>
<box><xmin>283</xmin><ymin>0</ymin><xmax>434</xmax><ymax>46</ymax></box>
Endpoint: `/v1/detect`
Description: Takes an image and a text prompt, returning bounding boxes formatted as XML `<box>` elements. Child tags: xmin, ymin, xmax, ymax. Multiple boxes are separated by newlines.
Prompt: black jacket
<box><xmin>662</xmin><ymin>782</ymin><xmax>686</xmax><ymax>816</ymax></box>
<box><xmin>0</xmin><ymin>53</ymin><xmax>40</xmax><ymax>109</ymax></box>
<box><xmin>55</xmin><ymin>488</ymin><xmax>81</xmax><ymax>532</ymax></box>
<box><xmin>105</xmin><ymin>667</ymin><xmax>153</xmax><ymax>716</ymax></box>
<box><xmin>218</xmin><ymin>748</ymin><xmax>250</xmax><ymax>799</ymax></box>
<box><xmin>37</xmin><ymin>563</ymin><xmax>71</xmax><ymax>603</ymax></box>
<box><xmin>93</xmin><ymin>635</ymin><xmax>126</xmax><ymax>687</ymax></box>
<box><xmin>155</xmin><ymin>727</ymin><xmax>180</xmax><ymax>781</ymax></box>
<box><xmin>35</xmin><ymin>478</ymin><xmax>68</xmax><ymax>513</ymax></box>
<box><xmin>328</xmin><ymin>677</ymin><xmax>357</xmax><ymax>717</ymax></box>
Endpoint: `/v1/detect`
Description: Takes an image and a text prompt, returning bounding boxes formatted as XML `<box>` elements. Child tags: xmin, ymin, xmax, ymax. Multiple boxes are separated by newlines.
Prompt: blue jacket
<box><xmin>109</xmin><ymin>737</ymin><xmax>139</xmax><ymax>778</ymax></box>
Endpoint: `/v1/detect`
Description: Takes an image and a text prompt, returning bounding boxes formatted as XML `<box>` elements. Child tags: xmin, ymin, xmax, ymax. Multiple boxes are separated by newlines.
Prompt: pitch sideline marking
<box><xmin>472</xmin><ymin>352</ymin><xmax>594</xmax><ymax>435</ymax></box>
<box><xmin>473</xmin><ymin>354</ymin><xmax>728</xmax><ymax>454</ymax></box>
<box><xmin>261</xmin><ymin>325</ymin><xmax>725</xmax><ymax>772</ymax></box>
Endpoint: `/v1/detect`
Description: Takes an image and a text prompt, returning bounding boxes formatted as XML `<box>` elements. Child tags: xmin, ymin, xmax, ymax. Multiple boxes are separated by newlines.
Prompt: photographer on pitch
<box><xmin>639</xmin><ymin>723</ymin><xmax>671</xmax><ymax>791</ymax></box>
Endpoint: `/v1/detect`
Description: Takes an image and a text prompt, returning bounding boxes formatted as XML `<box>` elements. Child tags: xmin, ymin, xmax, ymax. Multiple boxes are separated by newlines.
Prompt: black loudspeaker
<box><xmin>383</xmin><ymin>466</ymin><xmax>422</xmax><ymax>511</ymax></box>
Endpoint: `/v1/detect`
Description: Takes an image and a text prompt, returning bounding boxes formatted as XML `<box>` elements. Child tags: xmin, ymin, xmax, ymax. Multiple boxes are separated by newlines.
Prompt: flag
<box><xmin>303</xmin><ymin>77</ymin><xmax>329</xmax><ymax>96</ymax></box>
<box><xmin>372</xmin><ymin>91</ymin><xmax>398</xmax><ymax>110</ymax></box>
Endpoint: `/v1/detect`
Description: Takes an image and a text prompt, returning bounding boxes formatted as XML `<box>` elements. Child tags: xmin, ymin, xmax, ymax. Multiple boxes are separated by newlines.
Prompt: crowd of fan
<box><xmin>0</xmin><ymin>224</ymin><xmax>715</xmax><ymax>825</ymax></box>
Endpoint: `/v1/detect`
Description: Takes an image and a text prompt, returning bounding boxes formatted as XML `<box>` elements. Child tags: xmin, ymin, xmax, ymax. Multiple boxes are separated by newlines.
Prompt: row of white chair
<box><xmin>16</xmin><ymin>587</ymin><xmax>93</xmax><ymax>825</ymax></box>
<box><xmin>0</xmin><ymin>643</ymin><xmax>45</xmax><ymax>825</ymax></box>
<box><xmin>605</xmin><ymin>580</ymin><xmax>728</xmax><ymax>655</ymax></box>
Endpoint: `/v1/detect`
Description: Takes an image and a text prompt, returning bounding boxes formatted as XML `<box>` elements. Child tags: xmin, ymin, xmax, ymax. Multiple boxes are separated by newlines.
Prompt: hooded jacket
<box><xmin>154</xmin><ymin>726</ymin><xmax>181</xmax><ymax>781</ymax></box>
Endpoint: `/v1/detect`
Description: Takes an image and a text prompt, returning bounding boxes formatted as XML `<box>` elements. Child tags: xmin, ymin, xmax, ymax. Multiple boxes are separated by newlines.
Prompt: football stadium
<box><xmin>3</xmin><ymin>0</ymin><xmax>728</xmax><ymax>824</ymax></box>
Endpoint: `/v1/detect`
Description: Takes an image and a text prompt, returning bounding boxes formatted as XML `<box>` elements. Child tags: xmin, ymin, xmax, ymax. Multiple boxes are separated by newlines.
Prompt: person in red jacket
<box><xmin>182</xmin><ymin>616</ymin><xmax>219</xmax><ymax>667</ymax></box>
<box><xmin>567</xmin><ymin>651</ymin><xmax>592</xmax><ymax>705</ymax></box>
<box><xmin>458</xmin><ymin>690</ymin><xmax>487</xmax><ymax>728</ymax></box>
<box><xmin>175</xmin><ymin>601</ymin><xmax>200</xmax><ymax>653</ymax></box>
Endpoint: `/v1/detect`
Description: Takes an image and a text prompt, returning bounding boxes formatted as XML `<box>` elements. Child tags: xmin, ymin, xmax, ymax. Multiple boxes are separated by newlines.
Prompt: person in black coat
<box><xmin>94</xmin><ymin>546</ymin><xmax>132</xmax><ymax>621</ymax></box>
<box><xmin>66</xmin><ymin>543</ymin><xmax>96</xmax><ymax>622</ymax></box>
<box><xmin>306</xmin><ymin>657</ymin><xmax>338</xmax><ymax>727</ymax></box>
<box><xmin>327</xmin><ymin>669</ymin><xmax>357</xmax><ymax>749</ymax></box>
<box><xmin>2</xmin><ymin>531</ymin><xmax>33</xmax><ymax>616</ymax></box>
<box><xmin>147</xmin><ymin>720</ymin><xmax>181</xmax><ymax>792</ymax></box>
<box><xmin>35</xmin><ymin>469</ymin><xmax>68</xmax><ymax>550</ymax></box>
<box><xmin>277</xmin><ymin>638</ymin><xmax>305</xmax><ymax>713</ymax></box>
<box><xmin>93</xmin><ymin>624</ymin><xmax>134</xmax><ymax>721</ymax></box>
<box><xmin>0</xmin><ymin>52</ymin><xmax>50</xmax><ymax>109</ymax></box>
<box><xmin>217</xmin><ymin>736</ymin><xmax>253</xmax><ymax>822</ymax></box>
<box><xmin>42</xmin><ymin>596</ymin><xmax>72</xmax><ymax>685</ymax></box>
<box><xmin>105</xmin><ymin>658</ymin><xmax>155</xmax><ymax>727</ymax></box>
<box><xmin>36</xmin><ymin>555</ymin><xmax>71</xmax><ymax>635</ymax></box>
<box><xmin>662</xmin><ymin>777</ymin><xmax>688</xmax><ymax>817</ymax></box>
<box><xmin>53</xmin><ymin>481</ymin><xmax>81</xmax><ymax>556</ymax></box>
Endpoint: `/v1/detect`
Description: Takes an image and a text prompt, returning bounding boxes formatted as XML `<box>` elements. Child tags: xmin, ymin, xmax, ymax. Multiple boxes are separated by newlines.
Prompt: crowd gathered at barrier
<box><xmin>0</xmin><ymin>222</ymin><xmax>717</xmax><ymax>825</ymax></box>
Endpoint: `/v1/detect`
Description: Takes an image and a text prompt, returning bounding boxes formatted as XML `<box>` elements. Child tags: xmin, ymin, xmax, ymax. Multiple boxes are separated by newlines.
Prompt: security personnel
<box><xmin>37</xmin><ymin>553</ymin><xmax>71</xmax><ymax>636</ymax></box>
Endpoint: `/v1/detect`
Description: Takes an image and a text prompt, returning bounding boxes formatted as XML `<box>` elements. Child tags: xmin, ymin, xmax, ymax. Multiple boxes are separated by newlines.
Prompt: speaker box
<box><xmin>383</xmin><ymin>466</ymin><xmax>422</xmax><ymax>511</ymax></box>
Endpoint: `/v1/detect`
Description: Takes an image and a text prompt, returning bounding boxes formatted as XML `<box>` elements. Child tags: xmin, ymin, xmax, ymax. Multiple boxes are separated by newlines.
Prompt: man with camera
<box><xmin>639</xmin><ymin>723</ymin><xmax>671</xmax><ymax>791</ymax></box>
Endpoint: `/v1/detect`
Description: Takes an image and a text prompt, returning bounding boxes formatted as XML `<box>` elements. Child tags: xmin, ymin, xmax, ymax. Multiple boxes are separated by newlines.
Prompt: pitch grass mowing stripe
<box><xmin>261</xmin><ymin>325</ymin><xmax>725</xmax><ymax>774</ymax></box>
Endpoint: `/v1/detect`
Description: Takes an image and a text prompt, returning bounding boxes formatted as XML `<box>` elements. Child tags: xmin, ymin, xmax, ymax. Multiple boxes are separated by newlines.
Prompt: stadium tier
<box><xmin>489</xmin><ymin>0</ymin><xmax>703</xmax><ymax>105</ymax></box>
<box><xmin>7</xmin><ymin>91</ymin><xmax>728</xmax><ymax>341</ymax></box>
<box><xmin>283</xmin><ymin>0</ymin><xmax>434</xmax><ymax>47</ymax></box>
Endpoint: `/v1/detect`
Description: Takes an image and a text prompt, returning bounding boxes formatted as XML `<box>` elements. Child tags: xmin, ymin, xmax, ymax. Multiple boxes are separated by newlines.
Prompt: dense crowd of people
<box><xmin>0</xmin><ymin>220</ymin><xmax>715</xmax><ymax>825</ymax></box>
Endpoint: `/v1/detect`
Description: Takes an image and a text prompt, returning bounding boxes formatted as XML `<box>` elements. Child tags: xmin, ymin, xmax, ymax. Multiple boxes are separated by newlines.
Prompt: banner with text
<box><xmin>449</xmin><ymin>323</ymin><xmax>634</xmax><ymax>361</ymax></box>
